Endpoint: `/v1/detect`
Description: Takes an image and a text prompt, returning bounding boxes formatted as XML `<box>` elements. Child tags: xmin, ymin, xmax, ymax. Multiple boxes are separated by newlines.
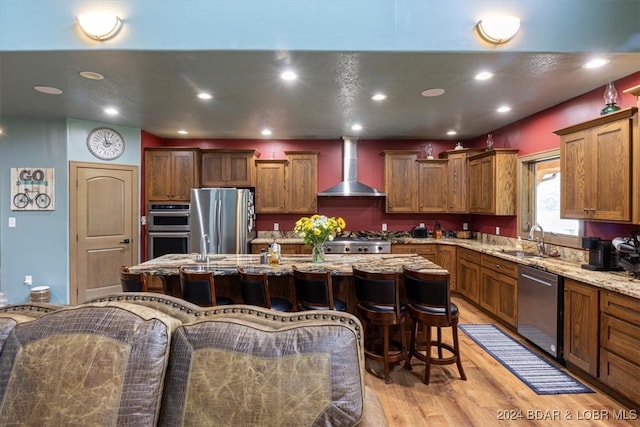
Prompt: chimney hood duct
<box><xmin>318</xmin><ymin>137</ymin><xmax>386</xmax><ymax>197</ymax></box>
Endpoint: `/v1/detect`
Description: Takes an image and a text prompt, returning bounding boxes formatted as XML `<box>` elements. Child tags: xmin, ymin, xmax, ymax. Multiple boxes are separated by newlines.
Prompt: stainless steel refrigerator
<box><xmin>189</xmin><ymin>188</ymin><xmax>256</xmax><ymax>254</ymax></box>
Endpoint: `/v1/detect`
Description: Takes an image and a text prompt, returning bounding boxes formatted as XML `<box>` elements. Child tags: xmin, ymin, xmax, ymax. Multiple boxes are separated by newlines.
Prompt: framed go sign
<box><xmin>11</xmin><ymin>167</ymin><xmax>55</xmax><ymax>211</ymax></box>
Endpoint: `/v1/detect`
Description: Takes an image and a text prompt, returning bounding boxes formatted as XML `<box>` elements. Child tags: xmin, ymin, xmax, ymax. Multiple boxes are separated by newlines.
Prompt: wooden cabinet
<box><xmin>251</xmin><ymin>242</ymin><xmax>311</xmax><ymax>254</ymax></box>
<box><xmin>600</xmin><ymin>291</ymin><xmax>640</xmax><ymax>406</ymax></box>
<box><xmin>437</xmin><ymin>245</ymin><xmax>457</xmax><ymax>291</ymax></box>
<box><xmin>468</xmin><ymin>149</ymin><xmax>518</xmax><ymax>215</ymax></box>
<box><xmin>285</xmin><ymin>151</ymin><xmax>318</xmax><ymax>213</ymax></box>
<box><xmin>457</xmin><ymin>247</ymin><xmax>481</xmax><ymax>303</ymax></box>
<box><xmin>479</xmin><ymin>254</ymin><xmax>517</xmax><ymax>327</ymax></box>
<box><xmin>563</xmin><ymin>279</ymin><xmax>599</xmax><ymax>376</ymax></box>
<box><xmin>145</xmin><ymin>148</ymin><xmax>199</xmax><ymax>202</ymax></box>
<box><xmin>391</xmin><ymin>243</ymin><xmax>437</xmax><ymax>263</ymax></box>
<box><xmin>555</xmin><ymin>108</ymin><xmax>637</xmax><ymax>222</ymax></box>
<box><xmin>417</xmin><ymin>159</ymin><xmax>448</xmax><ymax>213</ymax></box>
<box><xmin>200</xmin><ymin>149</ymin><xmax>257</xmax><ymax>187</ymax></box>
<box><xmin>255</xmin><ymin>151</ymin><xmax>318</xmax><ymax>214</ymax></box>
<box><xmin>440</xmin><ymin>149</ymin><xmax>483</xmax><ymax>213</ymax></box>
<box><xmin>382</xmin><ymin>151</ymin><xmax>418</xmax><ymax>213</ymax></box>
<box><xmin>255</xmin><ymin>160</ymin><xmax>286</xmax><ymax>213</ymax></box>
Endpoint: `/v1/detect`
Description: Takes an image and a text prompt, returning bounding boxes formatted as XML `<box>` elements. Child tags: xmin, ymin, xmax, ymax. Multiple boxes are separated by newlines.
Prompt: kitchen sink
<box><xmin>501</xmin><ymin>250</ymin><xmax>541</xmax><ymax>258</ymax></box>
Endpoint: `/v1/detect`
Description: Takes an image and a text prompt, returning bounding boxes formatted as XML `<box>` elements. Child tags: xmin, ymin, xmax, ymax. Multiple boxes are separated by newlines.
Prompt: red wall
<box><xmin>141</xmin><ymin>72</ymin><xmax>640</xmax><ymax>241</ymax></box>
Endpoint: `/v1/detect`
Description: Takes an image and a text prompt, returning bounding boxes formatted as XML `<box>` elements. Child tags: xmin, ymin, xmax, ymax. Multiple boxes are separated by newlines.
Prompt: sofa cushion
<box><xmin>0</xmin><ymin>303</ymin><xmax>178</xmax><ymax>426</ymax></box>
<box><xmin>160</xmin><ymin>309</ymin><xmax>365</xmax><ymax>427</ymax></box>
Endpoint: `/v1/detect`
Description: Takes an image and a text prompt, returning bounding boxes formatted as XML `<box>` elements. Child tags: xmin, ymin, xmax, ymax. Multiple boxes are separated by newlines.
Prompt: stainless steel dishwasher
<box><xmin>517</xmin><ymin>265</ymin><xmax>564</xmax><ymax>360</ymax></box>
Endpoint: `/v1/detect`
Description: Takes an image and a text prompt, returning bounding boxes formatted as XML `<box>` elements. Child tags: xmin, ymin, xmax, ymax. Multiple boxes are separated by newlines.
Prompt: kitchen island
<box><xmin>128</xmin><ymin>253</ymin><xmax>446</xmax><ymax>313</ymax></box>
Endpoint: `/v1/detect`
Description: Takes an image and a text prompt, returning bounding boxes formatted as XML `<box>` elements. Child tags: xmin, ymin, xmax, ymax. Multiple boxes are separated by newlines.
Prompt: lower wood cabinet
<box><xmin>457</xmin><ymin>247</ymin><xmax>481</xmax><ymax>303</ymax></box>
<box><xmin>437</xmin><ymin>245</ymin><xmax>457</xmax><ymax>291</ymax></box>
<box><xmin>563</xmin><ymin>278</ymin><xmax>599</xmax><ymax>377</ymax></box>
<box><xmin>600</xmin><ymin>291</ymin><xmax>640</xmax><ymax>406</ymax></box>
<box><xmin>251</xmin><ymin>243</ymin><xmax>311</xmax><ymax>255</ymax></box>
<box><xmin>391</xmin><ymin>243</ymin><xmax>437</xmax><ymax>263</ymax></box>
<box><xmin>479</xmin><ymin>254</ymin><xmax>517</xmax><ymax>327</ymax></box>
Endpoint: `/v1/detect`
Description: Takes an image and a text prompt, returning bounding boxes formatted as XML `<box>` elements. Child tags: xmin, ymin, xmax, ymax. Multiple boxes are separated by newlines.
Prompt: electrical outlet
<box><xmin>496</xmin><ymin>226</ymin><xmax>500</xmax><ymax>235</ymax></box>
<box><xmin>140</xmin><ymin>216</ymin><xmax>147</xmax><ymax>226</ymax></box>
<box><xmin>273</xmin><ymin>223</ymin><xmax>279</xmax><ymax>231</ymax></box>
<box><xmin>24</xmin><ymin>275</ymin><xmax>32</xmax><ymax>286</ymax></box>
<box><xmin>382</xmin><ymin>223</ymin><xmax>387</xmax><ymax>231</ymax></box>
<box><xmin>419</xmin><ymin>223</ymin><xmax>425</xmax><ymax>228</ymax></box>
<box><xmin>463</xmin><ymin>222</ymin><xmax>469</xmax><ymax>231</ymax></box>
<box><xmin>8</xmin><ymin>217</ymin><xmax>16</xmax><ymax>228</ymax></box>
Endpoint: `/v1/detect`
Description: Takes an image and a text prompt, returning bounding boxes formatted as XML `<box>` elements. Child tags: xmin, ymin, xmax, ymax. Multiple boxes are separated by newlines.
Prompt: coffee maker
<box><xmin>581</xmin><ymin>237</ymin><xmax>620</xmax><ymax>271</ymax></box>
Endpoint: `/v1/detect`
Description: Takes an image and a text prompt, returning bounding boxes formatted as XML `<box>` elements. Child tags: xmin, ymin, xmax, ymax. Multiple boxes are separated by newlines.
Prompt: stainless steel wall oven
<box><xmin>147</xmin><ymin>203</ymin><xmax>190</xmax><ymax>260</ymax></box>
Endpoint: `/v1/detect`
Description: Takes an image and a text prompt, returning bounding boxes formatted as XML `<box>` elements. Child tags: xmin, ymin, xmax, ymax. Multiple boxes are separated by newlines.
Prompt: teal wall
<box><xmin>0</xmin><ymin>118</ymin><xmax>69</xmax><ymax>303</ymax></box>
<box><xmin>0</xmin><ymin>118</ymin><xmax>141</xmax><ymax>304</ymax></box>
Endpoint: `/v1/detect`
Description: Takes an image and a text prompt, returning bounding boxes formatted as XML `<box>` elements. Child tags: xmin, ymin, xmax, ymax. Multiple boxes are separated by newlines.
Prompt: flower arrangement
<box><xmin>294</xmin><ymin>214</ymin><xmax>346</xmax><ymax>245</ymax></box>
<box><xmin>294</xmin><ymin>215</ymin><xmax>346</xmax><ymax>262</ymax></box>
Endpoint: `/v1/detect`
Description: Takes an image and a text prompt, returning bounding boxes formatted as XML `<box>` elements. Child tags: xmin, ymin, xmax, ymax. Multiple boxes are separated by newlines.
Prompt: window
<box><xmin>518</xmin><ymin>149</ymin><xmax>582</xmax><ymax>247</ymax></box>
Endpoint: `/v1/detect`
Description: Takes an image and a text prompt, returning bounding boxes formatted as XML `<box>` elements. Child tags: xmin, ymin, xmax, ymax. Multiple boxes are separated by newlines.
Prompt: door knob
<box><xmin>120</xmin><ymin>239</ymin><xmax>130</xmax><ymax>244</ymax></box>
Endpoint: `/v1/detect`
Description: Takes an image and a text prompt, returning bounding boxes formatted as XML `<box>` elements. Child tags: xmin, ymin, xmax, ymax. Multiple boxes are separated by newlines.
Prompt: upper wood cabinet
<box><xmin>145</xmin><ymin>148</ymin><xmax>199</xmax><ymax>202</ymax></box>
<box><xmin>285</xmin><ymin>151</ymin><xmax>318</xmax><ymax>213</ymax></box>
<box><xmin>382</xmin><ymin>151</ymin><xmax>418</xmax><ymax>213</ymax></box>
<box><xmin>468</xmin><ymin>149</ymin><xmax>519</xmax><ymax>215</ymax></box>
<box><xmin>255</xmin><ymin>151</ymin><xmax>318</xmax><ymax>214</ymax></box>
<box><xmin>440</xmin><ymin>148</ymin><xmax>484</xmax><ymax>213</ymax></box>
<box><xmin>417</xmin><ymin>159</ymin><xmax>448</xmax><ymax>213</ymax></box>
<box><xmin>554</xmin><ymin>107</ymin><xmax>637</xmax><ymax>222</ymax></box>
<box><xmin>255</xmin><ymin>160</ymin><xmax>286</xmax><ymax>213</ymax></box>
<box><xmin>200</xmin><ymin>149</ymin><xmax>258</xmax><ymax>187</ymax></box>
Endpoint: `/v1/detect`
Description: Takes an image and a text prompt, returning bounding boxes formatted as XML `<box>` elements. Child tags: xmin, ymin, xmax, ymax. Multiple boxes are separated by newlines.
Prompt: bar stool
<box><xmin>291</xmin><ymin>266</ymin><xmax>346</xmax><ymax>311</ymax></box>
<box><xmin>120</xmin><ymin>266</ymin><xmax>147</xmax><ymax>292</ymax></box>
<box><xmin>237</xmin><ymin>267</ymin><xmax>292</xmax><ymax>312</ymax></box>
<box><xmin>352</xmin><ymin>267</ymin><xmax>407</xmax><ymax>384</ymax></box>
<box><xmin>179</xmin><ymin>266</ymin><xmax>234</xmax><ymax>307</ymax></box>
<box><xmin>402</xmin><ymin>267</ymin><xmax>466</xmax><ymax>384</ymax></box>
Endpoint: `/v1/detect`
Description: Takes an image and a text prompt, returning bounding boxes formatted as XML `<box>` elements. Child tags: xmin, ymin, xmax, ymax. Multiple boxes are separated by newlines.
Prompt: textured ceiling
<box><xmin>1</xmin><ymin>49</ymin><xmax>638</xmax><ymax>140</ymax></box>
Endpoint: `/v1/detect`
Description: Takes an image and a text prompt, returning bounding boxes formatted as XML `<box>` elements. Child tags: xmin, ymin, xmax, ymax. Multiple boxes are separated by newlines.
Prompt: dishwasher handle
<box><xmin>521</xmin><ymin>272</ymin><xmax>553</xmax><ymax>286</ymax></box>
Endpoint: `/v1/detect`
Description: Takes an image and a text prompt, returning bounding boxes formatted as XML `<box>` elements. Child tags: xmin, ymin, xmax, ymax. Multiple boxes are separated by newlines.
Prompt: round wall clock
<box><xmin>86</xmin><ymin>127</ymin><xmax>125</xmax><ymax>160</ymax></box>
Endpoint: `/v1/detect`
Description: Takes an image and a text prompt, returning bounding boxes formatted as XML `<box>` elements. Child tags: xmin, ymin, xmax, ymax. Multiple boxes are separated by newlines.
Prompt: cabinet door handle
<box><xmin>120</xmin><ymin>239</ymin><xmax>130</xmax><ymax>244</ymax></box>
<box><xmin>589</xmin><ymin>208</ymin><xmax>596</xmax><ymax>212</ymax></box>
<box><xmin>495</xmin><ymin>264</ymin><xmax>500</xmax><ymax>269</ymax></box>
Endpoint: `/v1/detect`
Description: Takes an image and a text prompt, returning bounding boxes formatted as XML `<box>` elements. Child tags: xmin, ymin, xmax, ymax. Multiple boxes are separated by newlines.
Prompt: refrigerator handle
<box><xmin>215</xmin><ymin>199</ymin><xmax>222</xmax><ymax>251</ymax></box>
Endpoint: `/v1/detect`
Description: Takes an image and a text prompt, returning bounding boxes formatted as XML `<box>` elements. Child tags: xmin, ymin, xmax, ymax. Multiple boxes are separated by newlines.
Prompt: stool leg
<box><xmin>383</xmin><ymin>325</ymin><xmax>391</xmax><ymax>384</ymax></box>
<box><xmin>424</xmin><ymin>324</ymin><xmax>432</xmax><ymax>385</ymax></box>
<box><xmin>452</xmin><ymin>324</ymin><xmax>467</xmax><ymax>381</ymax></box>
<box><xmin>437</xmin><ymin>327</ymin><xmax>443</xmax><ymax>359</ymax></box>
<box><xmin>404</xmin><ymin>318</ymin><xmax>417</xmax><ymax>370</ymax></box>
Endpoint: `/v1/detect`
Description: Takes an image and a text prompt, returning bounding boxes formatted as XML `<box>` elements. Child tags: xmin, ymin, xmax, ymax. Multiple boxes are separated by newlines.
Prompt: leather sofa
<box><xmin>0</xmin><ymin>293</ymin><xmax>388</xmax><ymax>426</ymax></box>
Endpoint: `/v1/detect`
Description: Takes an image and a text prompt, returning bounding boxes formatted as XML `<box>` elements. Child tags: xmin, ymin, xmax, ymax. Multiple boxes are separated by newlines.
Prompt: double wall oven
<box><xmin>147</xmin><ymin>203</ymin><xmax>190</xmax><ymax>260</ymax></box>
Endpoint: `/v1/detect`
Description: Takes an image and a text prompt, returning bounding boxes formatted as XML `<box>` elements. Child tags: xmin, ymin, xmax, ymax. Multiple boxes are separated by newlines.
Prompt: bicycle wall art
<box><xmin>11</xmin><ymin>167</ymin><xmax>55</xmax><ymax>211</ymax></box>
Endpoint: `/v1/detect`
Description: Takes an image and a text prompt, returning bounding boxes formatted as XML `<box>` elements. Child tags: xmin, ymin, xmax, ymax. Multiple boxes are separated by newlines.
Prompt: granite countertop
<box><xmin>251</xmin><ymin>236</ymin><xmax>640</xmax><ymax>300</ymax></box>
<box><xmin>129</xmin><ymin>253</ymin><xmax>446</xmax><ymax>277</ymax></box>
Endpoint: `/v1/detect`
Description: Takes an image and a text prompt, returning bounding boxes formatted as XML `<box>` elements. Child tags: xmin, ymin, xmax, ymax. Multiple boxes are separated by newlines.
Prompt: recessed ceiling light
<box><xmin>79</xmin><ymin>71</ymin><xmax>104</xmax><ymax>80</ymax></box>
<box><xmin>261</xmin><ymin>129</ymin><xmax>272</xmax><ymax>136</ymax></box>
<box><xmin>280</xmin><ymin>70</ymin><xmax>297</xmax><ymax>81</ymax></box>
<box><xmin>104</xmin><ymin>107</ymin><xmax>119</xmax><ymax>115</ymax></box>
<box><xmin>446</xmin><ymin>130</ymin><xmax>457</xmax><ymax>136</ymax></box>
<box><xmin>583</xmin><ymin>58</ymin><xmax>609</xmax><ymax>69</ymax></box>
<box><xmin>197</xmin><ymin>92</ymin><xmax>213</xmax><ymax>100</ymax></box>
<box><xmin>371</xmin><ymin>93</ymin><xmax>387</xmax><ymax>101</ymax></box>
<box><xmin>475</xmin><ymin>71</ymin><xmax>493</xmax><ymax>80</ymax></box>
<box><xmin>33</xmin><ymin>85</ymin><xmax>62</xmax><ymax>95</ymax></box>
<box><xmin>177</xmin><ymin>130</ymin><xmax>188</xmax><ymax>135</ymax></box>
<box><xmin>351</xmin><ymin>123</ymin><xmax>363</xmax><ymax>131</ymax></box>
<box><xmin>421</xmin><ymin>88</ymin><xmax>445</xmax><ymax>97</ymax></box>
<box><xmin>497</xmin><ymin>105</ymin><xmax>511</xmax><ymax>113</ymax></box>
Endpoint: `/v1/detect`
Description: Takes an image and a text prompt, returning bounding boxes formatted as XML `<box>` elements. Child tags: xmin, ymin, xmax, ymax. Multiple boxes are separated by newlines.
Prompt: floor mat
<box><xmin>459</xmin><ymin>324</ymin><xmax>593</xmax><ymax>395</ymax></box>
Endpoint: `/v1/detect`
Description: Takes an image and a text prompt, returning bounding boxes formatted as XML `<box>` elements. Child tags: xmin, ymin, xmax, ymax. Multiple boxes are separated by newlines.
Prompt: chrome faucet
<box><xmin>197</xmin><ymin>234</ymin><xmax>209</xmax><ymax>262</ymax></box>
<box><xmin>528</xmin><ymin>224</ymin><xmax>545</xmax><ymax>255</ymax></box>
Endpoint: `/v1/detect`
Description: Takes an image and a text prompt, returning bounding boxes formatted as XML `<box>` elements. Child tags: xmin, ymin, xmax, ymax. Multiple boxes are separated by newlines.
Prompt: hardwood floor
<box><xmin>366</xmin><ymin>296</ymin><xmax>639</xmax><ymax>426</ymax></box>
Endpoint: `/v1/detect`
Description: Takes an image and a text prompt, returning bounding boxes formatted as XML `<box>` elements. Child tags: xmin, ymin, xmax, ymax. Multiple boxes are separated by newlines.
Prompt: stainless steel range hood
<box><xmin>318</xmin><ymin>137</ymin><xmax>386</xmax><ymax>197</ymax></box>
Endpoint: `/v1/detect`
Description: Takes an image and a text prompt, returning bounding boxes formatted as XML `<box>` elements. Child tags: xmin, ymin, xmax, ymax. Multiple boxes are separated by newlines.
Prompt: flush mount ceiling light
<box><xmin>177</xmin><ymin>130</ymin><xmax>189</xmax><ymax>135</ymax></box>
<box><xmin>33</xmin><ymin>85</ymin><xmax>63</xmax><ymax>95</ymax></box>
<box><xmin>475</xmin><ymin>71</ymin><xmax>494</xmax><ymax>80</ymax></box>
<box><xmin>261</xmin><ymin>129</ymin><xmax>272</xmax><ymax>136</ymax></box>
<box><xmin>477</xmin><ymin>15</ymin><xmax>521</xmax><ymax>44</ymax></box>
<box><xmin>280</xmin><ymin>70</ymin><xmax>297</xmax><ymax>81</ymax></box>
<box><xmin>77</xmin><ymin>13</ymin><xmax>122</xmax><ymax>41</ymax></box>
<box><xmin>371</xmin><ymin>93</ymin><xmax>387</xmax><ymax>101</ymax></box>
<box><xmin>197</xmin><ymin>92</ymin><xmax>213</xmax><ymax>100</ymax></box>
<box><xmin>421</xmin><ymin>88</ymin><xmax>446</xmax><ymax>97</ymax></box>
